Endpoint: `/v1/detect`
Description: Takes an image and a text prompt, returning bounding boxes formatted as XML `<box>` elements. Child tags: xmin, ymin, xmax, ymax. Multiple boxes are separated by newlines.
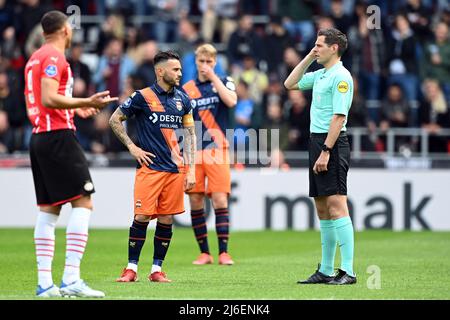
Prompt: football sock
<box><xmin>127</xmin><ymin>218</ymin><xmax>149</xmax><ymax>270</ymax></box>
<box><xmin>319</xmin><ymin>219</ymin><xmax>337</xmax><ymax>276</ymax></box>
<box><xmin>334</xmin><ymin>216</ymin><xmax>355</xmax><ymax>276</ymax></box>
<box><xmin>34</xmin><ymin>211</ymin><xmax>58</xmax><ymax>289</ymax></box>
<box><xmin>191</xmin><ymin>208</ymin><xmax>210</xmax><ymax>253</ymax></box>
<box><xmin>63</xmin><ymin>207</ymin><xmax>91</xmax><ymax>285</ymax></box>
<box><xmin>215</xmin><ymin>208</ymin><xmax>229</xmax><ymax>254</ymax></box>
<box><xmin>152</xmin><ymin>222</ymin><xmax>172</xmax><ymax>273</ymax></box>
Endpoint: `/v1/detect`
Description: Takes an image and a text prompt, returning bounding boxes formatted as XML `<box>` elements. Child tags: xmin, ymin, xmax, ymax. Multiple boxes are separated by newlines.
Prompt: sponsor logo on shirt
<box><xmin>149</xmin><ymin>113</ymin><xmax>183</xmax><ymax>128</ymax></box>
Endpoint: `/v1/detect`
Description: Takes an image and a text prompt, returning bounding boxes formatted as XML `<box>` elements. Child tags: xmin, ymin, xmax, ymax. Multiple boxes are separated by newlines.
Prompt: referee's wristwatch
<box><xmin>321</xmin><ymin>144</ymin><xmax>332</xmax><ymax>153</ymax></box>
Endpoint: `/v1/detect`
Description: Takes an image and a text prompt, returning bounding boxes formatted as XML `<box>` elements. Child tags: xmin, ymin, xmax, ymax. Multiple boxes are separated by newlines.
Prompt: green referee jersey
<box><xmin>298</xmin><ymin>61</ymin><xmax>353</xmax><ymax>133</ymax></box>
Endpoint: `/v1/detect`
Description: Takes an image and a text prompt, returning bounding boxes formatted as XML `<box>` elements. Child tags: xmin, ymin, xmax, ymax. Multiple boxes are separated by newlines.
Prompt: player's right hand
<box><xmin>307</xmin><ymin>48</ymin><xmax>318</xmax><ymax>61</ymax></box>
<box><xmin>88</xmin><ymin>90</ymin><xmax>119</xmax><ymax>109</ymax></box>
<box><xmin>129</xmin><ymin>144</ymin><xmax>156</xmax><ymax>167</ymax></box>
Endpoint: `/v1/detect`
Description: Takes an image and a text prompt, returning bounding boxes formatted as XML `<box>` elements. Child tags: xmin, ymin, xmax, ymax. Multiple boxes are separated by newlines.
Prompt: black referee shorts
<box><xmin>309</xmin><ymin>132</ymin><xmax>350</xmax><ymax>197</ymax></box>
<box><xmin>30</xmin><ymin>129</ymin><xmax>95</xmax><ymax>206</ymax></box>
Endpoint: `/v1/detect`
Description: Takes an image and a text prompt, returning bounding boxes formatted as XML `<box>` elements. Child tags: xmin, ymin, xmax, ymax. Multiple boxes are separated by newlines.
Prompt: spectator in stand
<box><xmin>0</xmin><ymin>101</ymin><xmax>8</xmax><ymax>153</ymax></box>
<box><xmin>347</xmin><ymin>77</ymin><xmax>377</xmax><ymax>152</ymax></box>
<box><xmin>93</xmin><ymin>38</ymin><xmax>135</xmax><ymax>110</ymax></box>
<box><xmin>329</xmin><ymin>0</ymin><xmax>354</xmax><ymax>36</ymax></box>
<box><xmin>232</xmin><ymin>54</ymin><xmax>268</xmax><ymax>106</ymax></box>
<box><xmin>282</xmin><ymin>47</ymin><xmax>302</xmax><ymax>80</ymax></box>
<box><xmin>386</xmin><ymin>14</ymin><xmax>420</xmax><ymax>126</ymax></box>
<box><xmin>68</xmin><ymin>43</ymin><xmax>92</xmax><ymax>92</ymax></box>
<box><xmin>279</xmin><ymin>0</ymin><xmax>317</xmax><ymax>52</ymax></box>
<box><xmin>149</xmin><ymin>0</ymin><xmax>190</xmax><ymax>43</ymax></box>
<box><xmin>233</xmin><ymin>79</ymin><xmax>254</xmax><ymax>152</ymax></box>
<box><xmin>0</xmin><ymin>71</ymin><xmax>27</xmax><ymax>153</ymax></box>
<box><xmin>232</xmin><ymin>54</ymin><xmax>268</xmax><ymax>128</ymax></box>
<box><xmin>133</xmin><ymin>40</ymin><xmax>158</xmax><ymax>88</ymax></box>
<box><xmin>199</xmin><ymin>0</ymin><xmax>238</xmax><ymax>44</ymax></box>
<box><xmin>420</xmin><ymin>21</ymin><xmax>450</xmax><ymax>101</ymax></box>
<box><xmin>95</xmin><ymin>13</ymin><xmax>126</xmax><ymax>55</ymax></box>
<box><xmin>419</xmin><ymin>78</ymin><xmax>450</xmax><ymax>153</ymax></box>
<box><xmin>264</xmin><ymin>15</ymin><xmax>295</xmax><ymax>80</ymax></box>
<box><xmin>320</xmin><ymin>0</ymin><xmax>355</xmax><ymax>16</ymax></box>
<box><xmin>124</xmin><ymin>25</ymin><xmax>144</xmax><ymax>66</ymax></box>
<box><xmin>260</xmin><ymin>96</ymin><xmax>290</xmax><ymax>152</ymax></box>
<box><xmin>177</xmin><ymin>19</ymin><xmax>227</xmax><ymax>85</ymax></box>
<box><xmin>400</xmin><ymin>0</ymin><xmax>434</xmax><ymax>43</ymax></box>
<box><xmin>380</xmin><ymin>83</ymin><xmax>410</xmax><ymax>129</ymax></box>
<box><xmin>15</xmin><ymin>0</ymin><xmax>51</xmax><ymax>45</ymax></box>
<box><xmin>25</xmin><ymin>24</ymin><xmax>45</xmax><ymax>58</ymax></box>
<box><xmin>348</xmin><ymin>8</ymin><xmax>386</xmax><ymax>124</ymax></box>
<box><xmin>177</xmin><ymin>17</ymin><xmax>203</xmax><ymax>58</ymax></box>
<box><xmin>284</xmin><ymin>90</ymin><xmax>310</xmax><ymax>151</ymax></box>
<box><xmin>92</xmin><ymin>38</ymin><xmax>135</xmax><ymax>152</ymax></box>
<box><xmin>0</xmin><ymin>0</ymin><xmax>14</xmax><ymax>37</ymax></box>
<box><xmin>227</xmin><ymin>14</ymin><xmax>264</xmax><ymax>68</ymax></box>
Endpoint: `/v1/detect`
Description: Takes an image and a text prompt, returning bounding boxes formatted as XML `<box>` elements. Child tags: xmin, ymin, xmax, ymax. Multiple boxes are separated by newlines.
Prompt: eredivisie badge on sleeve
<box><xmin>337</xmin><ymin>81</ymin><xmax>349</xmax><ymax>93</ymax></box>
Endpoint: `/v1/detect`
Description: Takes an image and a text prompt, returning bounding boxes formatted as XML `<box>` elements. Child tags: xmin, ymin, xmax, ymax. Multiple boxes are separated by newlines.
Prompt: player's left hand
<box><xmin>198</xmin><ymin>64</ymin><xmax>216</xmax><ymax>81</ymax></box>
<box><xmin>184</xmin><ymin>171</ymin><xmax>196</xmax><ymax>191</ymax></box>
<box><xmin>313</xmin><ymin>151</ymin><xmax>330</xmax><ymax>174</ymax></box>
<box><xmin>75</xmin><ymin>107</ymin><xmax>100</xmax><ymax>119</ymax></box>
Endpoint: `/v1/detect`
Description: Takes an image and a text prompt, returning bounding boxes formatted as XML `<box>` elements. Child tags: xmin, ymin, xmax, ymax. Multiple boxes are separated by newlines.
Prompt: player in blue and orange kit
<box><xmin>182</xmin><ymin>44</ymin><xmax>237</xmax><ymax>265</ymax></box>
<box><xmin>109</xmin><ymin>51</ymin><xmax>196</xmax><ymax>283</ymax></box>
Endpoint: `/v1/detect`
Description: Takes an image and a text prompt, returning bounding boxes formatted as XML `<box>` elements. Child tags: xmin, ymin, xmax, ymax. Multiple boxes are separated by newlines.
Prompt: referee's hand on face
<box><xmin>313</xmin><ymin>151</ymin><xmax>330</xmax><ymax>174</ymax></box>
<box><xmin>88</xmin><ymin>90</ymin><xmax>119</xmax><ymax>109</ymax></box>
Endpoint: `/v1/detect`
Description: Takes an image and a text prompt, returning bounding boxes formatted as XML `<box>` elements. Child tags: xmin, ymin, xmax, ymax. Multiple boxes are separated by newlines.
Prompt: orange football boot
<box><xmin>192</xmin><ymin>253</ymin><xmax>214</xmax><ymax>265</ymax></box>
<box><xmin>149</xmin><ymin>271</ymin><xmax>172</xmax><ymax>283</ymax></box>
<box><xmin>218</xmin><ymin>252</ymin><xmax>234</xmax><ymax>265</ymax></box>
<box><xmin>116</xmin><ymin>268</ymin><xmax>138</xmax><ymax>282</ymax></box>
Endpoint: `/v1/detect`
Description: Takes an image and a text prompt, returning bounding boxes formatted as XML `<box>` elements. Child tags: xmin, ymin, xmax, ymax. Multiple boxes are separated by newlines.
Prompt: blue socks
<box><xmin>215</xmin><ymin>208</ymin><xmax>230</xmax><ymax>254</ymax></box>
<box><xmin>319</xmin><ymin>217</ymin><xmax>355</xmax><ymax>277</ymax></box>
<box><xmin>128</xmin><ymin>219</ymin><xmax>149</xmax><ymax>265</ymax></box>
<box><xmin>319</xmin><ymin>220</ymin><xmax>337</xmax><ymax>276</ymax></box>
<box><xmin>334</xmin><ymin>216</ymin><xmax>355</xmax><ymax>276</ymax></box>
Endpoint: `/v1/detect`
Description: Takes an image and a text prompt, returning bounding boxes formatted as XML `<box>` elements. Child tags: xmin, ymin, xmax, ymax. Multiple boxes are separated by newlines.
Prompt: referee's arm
<box><xmin>324</xmin><ymin>114</ymin><xmax>346</xmax><ymax>149</ymax></box>
<box><xmin>284</xmin><ymin>49</ymin><xmax>317</xmax><ymax>90</ymax></box>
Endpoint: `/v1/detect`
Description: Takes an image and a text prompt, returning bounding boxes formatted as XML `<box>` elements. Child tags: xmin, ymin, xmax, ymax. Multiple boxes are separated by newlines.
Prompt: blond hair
<box><xmin>195</xmin><ymin>43</ymin><xmax>217</xmax><ymax>58</ymax></box>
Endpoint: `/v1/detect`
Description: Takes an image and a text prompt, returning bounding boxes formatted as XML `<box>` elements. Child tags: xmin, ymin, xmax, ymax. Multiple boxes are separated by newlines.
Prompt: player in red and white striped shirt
<box><xmin>25</xmin><ymin>10</ymin><xmax>117</xmax><ymax>298</ymax></box>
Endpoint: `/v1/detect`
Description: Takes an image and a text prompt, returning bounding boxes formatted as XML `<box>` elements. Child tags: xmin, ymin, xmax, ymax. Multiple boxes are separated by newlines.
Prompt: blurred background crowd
<box><xmin>0</xmin><ymin>0</ymin><xmax>449</xmax><ymax>158</ymax></box>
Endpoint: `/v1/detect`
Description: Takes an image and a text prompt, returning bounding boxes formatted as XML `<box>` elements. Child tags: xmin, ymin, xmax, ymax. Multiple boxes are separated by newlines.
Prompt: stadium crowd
<box><xmin>0</xmin><ymin>0</ymin><xmax>449</xmax><ymax>156</ymax></box>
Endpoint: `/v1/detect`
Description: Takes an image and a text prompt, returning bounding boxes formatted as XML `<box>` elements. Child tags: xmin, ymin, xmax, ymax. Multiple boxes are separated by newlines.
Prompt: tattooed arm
<box><xmin>183</xmin><ymin>125</ymin><xmax>196</xmax><ymax>191</ymax></box>
<box><xmin>109</xmin><ymin>107</ymin><xmax>155</xmax><ymax>166</ymax></box>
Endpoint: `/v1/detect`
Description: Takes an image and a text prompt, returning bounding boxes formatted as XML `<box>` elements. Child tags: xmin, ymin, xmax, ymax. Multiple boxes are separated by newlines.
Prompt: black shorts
<box><xmin>309</xmin><ymin>132</ymin><xmax>350</xmax><ymax>197</ymax></box>
<box><xmin>30</xmin><ymin>129</ymin><xmax>95</xmax><ymax>206</ymax></box>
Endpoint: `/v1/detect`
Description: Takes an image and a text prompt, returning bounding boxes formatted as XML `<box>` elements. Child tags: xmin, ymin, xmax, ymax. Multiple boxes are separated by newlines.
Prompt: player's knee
<box><xmin>189</xmin><ymin>193</ymin><xmax>205</xmax><ymax>209</ymax></box>
<box><xmin>157</xmin><ymin>215</ymin><xmax>173</xmax><ymax>225</ymax></box>
<box><xmin>72</xmin><ymin>195</ymin><xmax>93</xmax><ymax>210</ymax></box>
<box><xmin>211</xmin><ymin>193</ymin><xmax>228</xmax><ymax>209</ymax></box>
<box><xmin>39</xmin><ymin>205</ymin><xmax>62</xmax><ymax>215</ymax></box>
<box><xmin>135</xmin><ymin>214</ymin><xmax>151</xmax><ymax>223</ymax></box>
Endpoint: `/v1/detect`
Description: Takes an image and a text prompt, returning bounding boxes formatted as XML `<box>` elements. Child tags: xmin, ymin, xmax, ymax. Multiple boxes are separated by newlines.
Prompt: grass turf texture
<box><xmin>1</xmin><ymin>228</ymin><xmax>449</xmax><ymax>300</ymax></box>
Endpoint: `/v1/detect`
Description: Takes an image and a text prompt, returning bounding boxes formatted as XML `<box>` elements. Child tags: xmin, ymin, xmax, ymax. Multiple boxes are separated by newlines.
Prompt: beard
<box><xmin>163</xmin><ymin>74</ymin><xmax>179</xmax><ymax>87</ymax></box>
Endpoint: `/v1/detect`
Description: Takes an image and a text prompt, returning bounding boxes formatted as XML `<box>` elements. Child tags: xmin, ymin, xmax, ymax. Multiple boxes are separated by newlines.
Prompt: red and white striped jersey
<box><xmin>24</xmin><ymin>43</ymin><xmax>75</xmax><ymax>134</ymax></box>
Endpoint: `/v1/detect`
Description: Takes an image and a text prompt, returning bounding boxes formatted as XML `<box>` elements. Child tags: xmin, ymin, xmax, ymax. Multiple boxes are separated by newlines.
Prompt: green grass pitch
<box><xmin>1</xmin><ymin>228</ymin><xmax>449</xmax><ymax>300</ymax></box>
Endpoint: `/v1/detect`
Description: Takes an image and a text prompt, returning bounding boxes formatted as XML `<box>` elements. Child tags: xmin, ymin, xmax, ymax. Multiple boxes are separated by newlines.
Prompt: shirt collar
<box><xmin>152</xmin><ymin>82</ymin><xmax>175</xmax><ymax>96</ymax></box>
<box><xmin>323</xmin><ymin>61</ymin><xmax>342</xmax><ymax>74</ymax></box>
<box><xmin>196</xmin><ymin>77</ymin><xmax>210</xmax><ymax>85</ymax></box>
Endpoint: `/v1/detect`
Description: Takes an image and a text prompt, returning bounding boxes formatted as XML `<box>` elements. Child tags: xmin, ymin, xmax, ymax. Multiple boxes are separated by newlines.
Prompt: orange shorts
<box><xmin>134</xmin><ymin>166</ymin><xmax>185</xmax><ymax>218</ymax></box>
<box><xmin>187</xmin><ymin>149</ymin><xmax>231</xmax><ymax>196</ymax></box>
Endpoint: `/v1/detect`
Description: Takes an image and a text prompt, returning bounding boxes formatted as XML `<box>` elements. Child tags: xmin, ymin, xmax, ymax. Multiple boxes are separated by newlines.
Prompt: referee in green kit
<box><xmin>284</xmin><ymin>28</ymin><xmax>356</xmax><ymax>285</ymax></box>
